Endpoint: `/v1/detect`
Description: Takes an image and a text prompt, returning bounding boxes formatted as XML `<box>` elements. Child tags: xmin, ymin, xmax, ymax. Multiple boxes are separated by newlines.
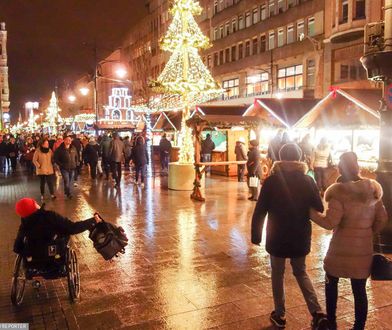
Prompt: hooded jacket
<box><xmin>84</xmin><ymin>141</ymin><xmax>101</xmax><ymax>163</ymax></box>
<box><xmin>311</xmin><ymin>179</ymin><xmax>387</xmax><ymax>279</ymax></box>
<box><xmin>251</xmin><ymin>161</ymin><xmax>324</xmax><ymax>258</ymax></box>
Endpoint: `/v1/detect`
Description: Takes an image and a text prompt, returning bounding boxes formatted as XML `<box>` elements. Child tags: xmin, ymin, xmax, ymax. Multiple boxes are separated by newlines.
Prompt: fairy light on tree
<box><xmin>45</xmin><ymin>91</ymin><xmax>62</xmax><ymax>134</ymax></box>
<box><xmin>152</xmin><ymin>0</ymin><xmax>222</xmax><ymax>164</ymax></box>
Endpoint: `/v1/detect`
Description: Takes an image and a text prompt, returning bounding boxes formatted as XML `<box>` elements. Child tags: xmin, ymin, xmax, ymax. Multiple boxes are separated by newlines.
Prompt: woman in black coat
<box><xmin>7</xmin><ymin>137</ymin><xmax>19</xmax><ymax>172</ymax></box>
<box><xmin>247</xmin><ymin>140</ymin><xmax>262</xmax><ymax>201</ymax></box>
<box><xmin>84</xmin><ymin>137</ymin><xmax>101</xmax><ymax>179</ymax></box>
<box><xmin>132</xmin><ymin>136</ymin><xmax>149</xmax><ymax>186</ymax></box>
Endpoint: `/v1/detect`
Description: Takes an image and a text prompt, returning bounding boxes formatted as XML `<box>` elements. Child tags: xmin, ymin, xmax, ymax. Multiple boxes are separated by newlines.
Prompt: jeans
<box><xmin>325</xmin><ymin>274</ymin><xmax>367</xmax><ymax>330</ymax></box>
<box><xmin>270</xmin><ymin>255</ymin><xmax>321</xmax><ymax>317</ymax></box>
<box><xmin>135</xmin><ymin>164</ymin><xmax>147</xmax><ymax>183</ymax></box>
<box><xmin>60</xmin><ymin>169</ymin><xmax>74</xmax><ymax>196</ymax></box>
<box><xmin>39</xmin><ymin>175</ymin><xmax>55</xmax><ymax>195</ymax></box>
<box><xmin>89</xmin><ymin>161</ymin><xmax>98</xmax><ymax>179</ymax></box>
<box><xmin>111</xmin><ymin>161</ymin><xmax>122</xmax><ymax>185</ymax></box>
<box><xmin>237</xmin><ymin>164</ymin><xmax>245</xmax><ymax>182</ymax></box>
<box><xmin>10</xmin><ymin>157</ymin><xmax>17</xmax><ymax>171</ymax></box>
<box><xmin>201</xmin><ymin>153</ymin><xmax>212</xmax><ymax>173</ymax></box>
<box><xmin>314</xmin><ymin>167</ymin><xmax>327</xmax><ymax>192</ymax></box>
<box><xmin>0</xmin><ymin>155</ymin><xmax>5</xmax><ymax>171</ymax></box>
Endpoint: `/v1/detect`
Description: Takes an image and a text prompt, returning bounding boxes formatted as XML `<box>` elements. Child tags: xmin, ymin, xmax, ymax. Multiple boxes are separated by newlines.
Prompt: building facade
<box><xmin>117</xmin><ymin>0</ymin><xmax>382</xmax><ymax>110</ymax></box>
<box><xmin>0</xmin><ymin>22</ymin><xmax>10</xmax><ymax>123</ymax></box>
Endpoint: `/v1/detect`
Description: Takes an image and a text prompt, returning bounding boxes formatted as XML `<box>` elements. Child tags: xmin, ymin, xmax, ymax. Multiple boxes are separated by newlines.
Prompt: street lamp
<box><xmin>115</xmin><ymin>67</ymin><xmax>127</xmax><ymax>79</ymax></box>
<box><xmin>68</xmin><ymin>94</ymin><xmax>76</xmax><ymax>103</ymax></box>
<box><xmin>79</xmin><ymin>87</ymin><xmax>89</xmax><ymax>96</ymax></box>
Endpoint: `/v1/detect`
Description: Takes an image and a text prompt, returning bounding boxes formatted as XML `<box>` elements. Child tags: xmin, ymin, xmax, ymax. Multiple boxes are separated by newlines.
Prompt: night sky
<box><xmin>0</xmin><ymin>0</ymin><xmax>148</xmax><ymax>119</ymax></box>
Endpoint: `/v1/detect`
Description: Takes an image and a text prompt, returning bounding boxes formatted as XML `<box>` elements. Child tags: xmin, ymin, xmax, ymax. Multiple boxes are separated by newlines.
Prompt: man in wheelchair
<box><xmin>13</xmin><ymin>198</ymin><xmax>101</xmax><ymax>275</ymax></box>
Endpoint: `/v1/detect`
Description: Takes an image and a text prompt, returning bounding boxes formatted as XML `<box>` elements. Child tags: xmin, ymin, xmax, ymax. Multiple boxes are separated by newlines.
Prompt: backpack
<box><xmin>89</xmin><ymin>218</ymin><xmax>128</xmax><ymax>261</ymax></box>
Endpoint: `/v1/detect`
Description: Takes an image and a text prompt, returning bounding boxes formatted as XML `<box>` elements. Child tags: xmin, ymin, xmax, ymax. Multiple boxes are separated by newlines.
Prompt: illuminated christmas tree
<box><xmin>153</xmin><ymin>0</ymin><xmax>222</xmax><ymax>164</ymax></box>
<box><xmin>45</xmin><ymin>91</ymin><xmax>62</xmax><ymax>134</ymax></box>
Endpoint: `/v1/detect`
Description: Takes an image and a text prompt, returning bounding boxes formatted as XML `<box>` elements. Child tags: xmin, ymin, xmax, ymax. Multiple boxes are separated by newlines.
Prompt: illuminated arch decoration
<box><xmin>112</xmin><ymin>109</ymin><xmax>122</xmax><ymax>120</ymax></box>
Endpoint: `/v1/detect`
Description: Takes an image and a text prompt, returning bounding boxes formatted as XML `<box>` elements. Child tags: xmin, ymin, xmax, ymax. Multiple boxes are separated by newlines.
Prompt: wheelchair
<box><xmin>11</xmin><ymin>235</ymin><xmax>80</xmax><ymax>306</ymax></box>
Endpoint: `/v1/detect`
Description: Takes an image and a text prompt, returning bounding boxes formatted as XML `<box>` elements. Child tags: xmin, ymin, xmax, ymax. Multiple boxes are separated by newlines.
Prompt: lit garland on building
<box><xmin>152</xmin><ymin>0</ymin><xmax>222</xmax><ymax>164</ymax></box>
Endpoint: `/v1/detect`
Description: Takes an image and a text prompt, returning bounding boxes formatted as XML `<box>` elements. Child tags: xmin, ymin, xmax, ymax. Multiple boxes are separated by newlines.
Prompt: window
<box><xmin>297</xmin><ymin>20</ymin><xmax>304</xmax><ymax>40</ymax></box>
<box><xmin>219</xmin><ymin>50</ymin><xmax>224</xmax><ymax>64</ymax></box>
<box><xmin>252</xmin><ymin>8</ymin><xmax>259</xmax><ymax>24</ymax></box>
<box><xmin>245</xmin><ymin>40</ymin><xmax>251</xmax><ymax>56</ymax></box>
<box><xmin>219</xmin><ymin>0</ymin><xmax>224</xmax><ymax>11</ymax></box>
<box><xmin>336</xmin><ymin>62</ymin><xmax>367</xmax><ymax>82</ymax></box>
<box><xmin>341</xmin><ymin>0</ymin><xmax>349</xmax><ymax>23</ymax></box>
<box><xmin>245</xmin><ymin>12</ymin><xmax>252</xmax><ymax>27</ymax></box>
<box><xmin>308</xmin><ymin>17</ymin><xmax>315</xmax><ymax>36</ymax></box>
<box><xmin>269</xmin><ymin>31</ymin><xmax>275</xmax><ymax>50</ymax></box>
<box><xmin>220</xmin><ymin>25</ymin><xmax>224</xmax><ymax>38</ymax></box>
<box><xmin>260</xmin><ymin>4</ymin><xmax>267</xmax><ymax>20</ymax></box>
<box><xmin>278</xmin><ymin>28</ymin><xmax>284</xmax><ymax>47</ymax></box>
<box><xmin>238</xmin><ymin>43</ymin><xmax>243</xmax><ymax>59</ymax></box>
<box><xmin>232</xmin><ymin>18</ymin><xmax>238</xmax><ymax>32</ymax></box>
<box><xmin>214</xmin><ymin>28</ymin><xmax>219</xmax><ymax>40</ymax></box>
<box><xmin>355</xmin><ymin>0</ymin><xmax>366</xmax><ymax>19</ymax></box>
<box><xmin>223</xmin><ymin>78</ymin><xmax>240</xmax><ymax>99</ymax></box>
<box><xmin>112</xmin><ymin>109</ymin><xmax>122</xmax><ymax>120</ymax></box>
<box><xmin>260</xmin><ymin>35</ymin><xmax>267</xmax><ymax>52</ymax></box>
<box><xmin>214</xmin><ymin>52</ymin><xmax>219</xmax><ymax>66</ymax></box>
<box><xmin>278</xmin><ymin>0</ymin><xmax>285</xmax><ymax>13</ymax></box>
<box><xmin>307</xmin><ymin>59</ymin><xmax>315</xmax><ymax>87</ymax></box>
<box><xmin>278</xmin><ymin>65</ymin><xmax>303</xmax><ymax>91</ymax></box>
<box><xmin>231</xmin><ymin>45</ymin><xmax>237</xmax><ymax>61</ymax></box>
<box><xmin>214</xmin><ymin>0</ymin><xmax>218</xmax><ymax>15</ymax></box>
<box><xmin>239</xmin><ymin>15</ymin><xmax>244</xmax><ymax>29</ymax></box>
<box><xmin>340</xmin><ymin>64</ymin><xmax>349</xmax><ymax>79</ymax></box>
<box><xmin>269</xmin><ymin>0</ymin><xmax>275</xmax><ymax>16</ymax></box>
<box><xmin>225</xmin><ymin>22</ymin><xmax>230</xmax><ymax>36</ymax></box>
<box><xmin>252</xmin><ymin>37</ymin><xmax>258</xmax><ymax>55</ymax></box>
<box><xmin>288</xmin><ymin>0</ymin><xmax>296</xmax><ymax>8</ymax></box>
<box><xmin>246</xmin><ymin>73</ymin><xmax>269</xmax><ymax>96</ymax></box>
<box><xmin>207</xmin><ymin>55</ymin><xmax>212</xmax><ymax>68</ymax></box>
<box><xmin>225</xmin><ymin>48</ymin><xmax>230</xmax><ymax>62</ymax></box>
<box><xmin>287</xmin><ymin>24</ymin><xmax>294</xmax><ymax>43</ymax></box>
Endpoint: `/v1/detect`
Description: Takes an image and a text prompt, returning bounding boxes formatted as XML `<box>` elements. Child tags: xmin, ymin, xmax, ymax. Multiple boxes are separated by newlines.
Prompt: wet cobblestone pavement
<box><xmin>1</xmin><ymin>168</ymin><xmax>392</xmax><ymax>329</ymax></box>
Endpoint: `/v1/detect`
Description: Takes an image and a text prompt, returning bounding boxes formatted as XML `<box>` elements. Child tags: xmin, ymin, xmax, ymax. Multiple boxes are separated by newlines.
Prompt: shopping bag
<box><xmin>249</xmin><ymin>176</ymin><xmax>259</xmax><ymax>188</ymax></box>
<box><xmin>97</xmin><ymin>159</ymin><xmax>103</xmax><ymax>174</ymax></box>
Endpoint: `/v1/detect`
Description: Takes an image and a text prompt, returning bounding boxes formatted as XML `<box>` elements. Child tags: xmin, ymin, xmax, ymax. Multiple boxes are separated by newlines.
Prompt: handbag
<box><xmin>249</xmin><ymin>176</ymin><xmax>259</xmax><ymax>188</ymax></box>
<box><xmin>371</xmin><ymin>253</ymin><xmax>392</xmax><ymax>280</ymax></box>
<box><xmin>89</xmin><ymin>216</ymin><xmax>128</xmax><ymax>261</ymax></box>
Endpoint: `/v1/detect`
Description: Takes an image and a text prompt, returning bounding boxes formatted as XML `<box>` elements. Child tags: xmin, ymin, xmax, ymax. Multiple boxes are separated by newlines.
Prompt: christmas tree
<box><xmin>153</xmin><ymin>0</ymin><xmax>222</xmax><ymax>164</ymax></box>
<box><xmin>45</xmin><ymin>91</ymin><xmax>62</xmax><ymax>134</ymax></box>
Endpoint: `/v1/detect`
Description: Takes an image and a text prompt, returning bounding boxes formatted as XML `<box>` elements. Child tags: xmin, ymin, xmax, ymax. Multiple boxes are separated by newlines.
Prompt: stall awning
<box><xmin>246</xmin><ymin>98</ymin><xmax>321</xmax><ymax>128</ymax></box>
<box><xmin>187</xmin><ymin>114</ymin><xmax>264</xmax><ymax>130</ymax></box>
<box><xmin>193</xmin><ymin>104</ymin><xmax>252</xmax><ymax>117</ymax></box>
<box><xmin>294</xmin><ymin>89</ymin><xmax>381</xmax><ymax>129</ymax></box>
<box><xmin>95</xmin><ymin>122</ymin><xmax>136</xmax><ymax>131</ymax></box>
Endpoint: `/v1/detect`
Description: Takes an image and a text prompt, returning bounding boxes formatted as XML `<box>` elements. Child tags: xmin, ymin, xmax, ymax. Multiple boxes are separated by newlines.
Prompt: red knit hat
<box><xmin>15</xmin><ymin>198</ymin><xmax>39</xmax><ymax>218</ymax></box>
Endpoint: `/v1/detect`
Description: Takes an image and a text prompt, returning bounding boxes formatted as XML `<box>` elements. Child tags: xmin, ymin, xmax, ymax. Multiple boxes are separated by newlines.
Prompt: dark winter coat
<box><xmin>246</xmin><ymin>147</ymin><xmax>261</xmax><ymax>177</ymax></box>
<box><xmin>84</xmin><ymin>142</ymin><xmax>100</xmax><ymax>163</ymax></box>
<box><xmin>0</xmin><ymin>141</ymin><xmax>8</xmax><ymax>156</ymax></box>
<box><xmin>54</xmin><ymin>143</ymin><xmax>79</xmax><ymax>170</ymax></box>
<box><xmin>109</xmin><ymin>138</ymin><xmax>125</xmax><ymax>163</ymax></box>
<box><xmin>235</xmin><ymin>143</ymin><xmax>247</xmax><ymax>161</ymax></box>
<box><xmin>201</xmin><ymin>137</ymin><xmax>215</xmax><ymax>154</ymax></box>
<box><xmin>251</xmin><ymin>161</ymin><xmax>324</xmax><ymax>258</ymax></box>
<box><xmin>100</xmin><ymin>137</ymin><xmax>112</xmax><ymax>159</ymax></box>
<box><xmin>7</xmin><ymin>143</ymin><xmax>19</xmax><ymax>158</ymax></box>
<box><xmin>159</xmin><ymin>137</ymin><xmax>172</xmax><ymax>156</ymax></box>
<box><xmin>13</xmin><ymin>207</ymin><xmax>96</xmax><ymax>254</ymax></box>
<box><xmin>132</xmin><ymin>140</ymin><xmax>149</xmax><ymax>166</ymax></box>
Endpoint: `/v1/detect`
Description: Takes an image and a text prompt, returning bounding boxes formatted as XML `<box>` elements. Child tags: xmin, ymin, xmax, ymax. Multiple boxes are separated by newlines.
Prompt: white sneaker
<box><xmin>73</xmin><ymin>182</ymin><xmax>78</xmax><ymax>187</ymax></box>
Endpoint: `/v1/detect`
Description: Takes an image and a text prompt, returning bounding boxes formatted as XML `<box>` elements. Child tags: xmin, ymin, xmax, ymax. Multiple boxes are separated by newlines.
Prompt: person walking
<box><xmin>312</xmin><ymin>138</ymin><xmax>332</xmax><ymax>194</ymax></box>
<box><xmin>235</xmin><ymin>138</ymin><xmax>247</xmax><ymax>182</ymax></box>
<box><xmin>0</xmin><ymin>135</ymin><xmax>7</xmax><ymax>172</ymax></box>
<box><xmin>159</xmin><ymin>133</ymin><xmax>172</xmax><ymax>175</ymax></box>
<box><xmin>251</xmin><ymin>143</ymin><xmax>328</xmax><ymax>329</ymax></box>
<box><xmin>22</xmin><ymin>137</ymin><xmax>36</xmax><ymax>174</ymax></box>
<box><xmin>100</xmin><ymin>134</ymin><xmax>112</xmax><ymax>180</ymax></box>
<box><xmin>267</xmin><ymin>129</ymin><xmax>284</xmax><ymax>163</ymax></box>
<box><xmin>201</xmin><ymin>134</ymin><xmax>215</xmax><ymax>174</ymax></box>
<box><xmin>54</xmin><ymin>136</ymin><xmax>79</xmax><ymax>199</ymax></box>
<box><xmin>109</xmin><ymin>132</ymin><xmax>125</xmax><ymax>188</ymax></box>
<box><xmin>84</xmin><ymin>137</ymin><xmax>101</xmax><ymax>179</ymax></box>
<box><xmin>7</xmin><ymin>137</ymin><xmax>19</xmax><ymax>173</ymax></box>
<box><xmin>132</xmin><ymin>136</ymin><xmax>148</xmax><ymax>186</ymax></box>
<box><xmin>299</xmin><ymin>134</ymin><xmax>314</xmax><ymax>166</ymax></box>
<box><xmin>33</xmin><ymin>139</ymin><xmax>56</xmax><ymax>201</ymax></box>
<box><xmin>311</xmin><ymin>152</ymin><xmax>387</xmax><ymax>330</ymax></box>
<box><xmin>123</xmin><ymin>136</ymin><xmax>133</xmax><ymax>171</ymax></box>
<box><xmin>71</xmin><ymin>134</ymin><xmax>83</xmax><ymax>186</ymax></box>
<box><xmin>246</xmin><ymin>140</ymin><xmax>261</xmax><ymax>201</ymax></box>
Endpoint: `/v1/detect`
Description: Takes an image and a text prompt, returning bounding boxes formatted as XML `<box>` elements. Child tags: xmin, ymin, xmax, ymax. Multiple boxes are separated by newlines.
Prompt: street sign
<box><xmin>386</xmin><ymin>83</ymin><xmax>392</xmax><ymax>110</ymax></box>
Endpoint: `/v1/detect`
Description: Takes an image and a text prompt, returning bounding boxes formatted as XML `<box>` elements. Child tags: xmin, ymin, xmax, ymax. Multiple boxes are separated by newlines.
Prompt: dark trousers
<box><xmin>314</xmin><ymin>167</ymin><xmax>328</xmax><ymax>192</ymax></box>
<box><xmin>135</xmin><ymin>164</ymin><xmax>146</xmax><ymax>183</ymax></box>
<box><xmin>89</xmin><ymin>161</ymin><xmax>97</xmax><ymax>179</ymax></box>
<box><xmin>237</xmin><ymin>164</ymin><xmax>245</xmax><ymax>182</ymax></box>
<box><xmin>160</xmin><ymin>153</ymin><xmax>169</xmax><ymax>171</ymax></box>
<box><xmin>325</xmin><ymin>274</ymin><xmax>368</xmax><ymax>330</ymax></box>
<box><xmin>39</xmin><ymin>175</ymin><xmax>55</xmax><ymax>195</ymax></box>
<box><xmin>102</xmin><ymin>157</ymin><xmax>111</xmax><ymax>179</ymax></box>
<box><xmin>74</xmin><ymin>163</ymin><xmax>81</xmax><ymax>181</ymax></box>
<box><xmin>124</xmin><ymin>156</ymin><xmax>131</xmax><ymax>170</ymax></box>
<box><xmin>0</xmin><ymin>156</ymin><xmax>5</xmax><ymax>171</ymax></box>
<box><xmin>111</xmin><ymin>161</ymin><xmax>122</xmax><ymax>185</ymax></box>
<box><xmin>60</xmin><ymin>169</ymin><xmax>74</xmax><ymax>196</ymax></box>
<box><xmin>10</xmin><ymin>157</ymin><xmax>17</xmax><ymax>171</ymax></box>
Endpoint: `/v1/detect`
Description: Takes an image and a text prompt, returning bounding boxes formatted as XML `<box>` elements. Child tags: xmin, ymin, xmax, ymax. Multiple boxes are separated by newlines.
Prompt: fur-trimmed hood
<box><xmin>325</xmin><ymin>179</ymin><xmax>383</xmax><ymax>206</ymax></box>
<box><xmin>271</xmin><ymin>161</ymin><xmax>308</xmax><ymax>174</ymax></box>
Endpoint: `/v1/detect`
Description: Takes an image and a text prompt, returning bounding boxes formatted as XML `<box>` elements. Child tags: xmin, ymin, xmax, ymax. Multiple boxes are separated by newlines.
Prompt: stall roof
<box><xmin>245</xmin><ymin>98</ymin><xmax>320</xmax><ymax>128</ymax></box>
<box><xmin>187</xmin><ymin>114</ymin><xmax>263</xmax><ymax>130</ymax></box>
<box><xmin>294</xmin><ymin>89</ymin><xmax>381</xmax><ymax>129</ymax></box>
<box><xmin>152</xmin><ymin>112</ymin><xmax>181</xmax><ymax>131</ymax></box>
<box><xmin>193</xmin><ymin>104</ymin><xmax>252</xmax><ymax>117</ymax></box>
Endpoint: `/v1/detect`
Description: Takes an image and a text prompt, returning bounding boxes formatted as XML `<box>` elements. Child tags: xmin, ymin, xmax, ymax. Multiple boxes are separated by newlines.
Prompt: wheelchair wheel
<box><xmin>66</xmin><ymin>248</ymin><xmax>80</xmax><ymax>302</ymax></box>
<box><xmin>11</xmin><ymin>255</ymin><xmax>26</xmax><ymax>306</ymax></box>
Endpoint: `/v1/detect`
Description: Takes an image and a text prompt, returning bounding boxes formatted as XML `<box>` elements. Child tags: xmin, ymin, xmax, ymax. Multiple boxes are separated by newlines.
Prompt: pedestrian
<box><xmin>22</xmin><ymin>137</ymin><xmax>36</xmax><ymax>173</ymax></box>
<box><xmin>310</xmin><ymin>152</ymin><xmax>387</xmax><ymax>330</ymax></box>
<box><xmin>0</xmin><ymin>135</ymin><xmax>8</xmax><ymax>172</ymax></box>
<box><xmin>33</xmin><ymin>139</ymin><xmax>56</xmax><ymax>201</ymax></box>
<box><xmin>201</xmin><ymin>133</ymin><xmax>215</xmax><ymax>174</ymax></box>
<box><xmin>7</xmin><ymin>137</ymin><xmax>19</xmax><ymax>172</ymax></box>
<box><xmin>84</xmin><ymin>136</ymin><xmax>100</xmax><ymax>179</ymax></box>
<box><xmin>267</xmin><ymin>129</ymin><xmax>284</xmax><ymax>163</ymax></box>
<box><xmin>159</xmin><ymin>133</ymin><xmax>172</xmax><ymax>175</ymax></box>
<box><xmin>312</xmin><ymin>137</ymin><xmax>332</xmax><ymax>194</ymax></box>
<box><xmin>123</xmin><ymin>136</ymin><xmax>132</xmax><ymax>171</ymax></box>
<box><xmin>53</xmin><ymin>135</ymin><xmax>63</xmax><ymax>152</ymax></box>
<box><xmin>299</xmin><ymin>134</ymin><xmax>314</xmax><ymax>166</ymax></box>
<box><xmin>100</xmin><ymin>134</ymin><xmax>112</xmax><ymax>180</ymax></box>
<box><xmin>109</xmin><ymin>132</ymin><xmax>125</xmax><ymax>188</ymax></box>
<box><xmin>246</xmin><ymin>140</ymin><xmax>261</xmax><ymax>201</ymax></box>
<box><xmin>251</xmin><ymin>143</ymin><xmax>328</xmax><ymax>329</ymax></box>
<box><xmin>235</xmin><ymin>137</ymin><xmax>247</xmax><ymax>182</ymax></box>
<box><xmin>71</xmin><ymin>134</ymin><xmax>83</xmax><ymax>186</ymax></box>
<box><xmin>132</xmin><ymin>136</ymin><xmax>148</xmax><ymax>186</ymax></box>
<box><xmin>54</xmin><ymin>135</ymin><xmax>79</xmax><ymax>199</ymax></box>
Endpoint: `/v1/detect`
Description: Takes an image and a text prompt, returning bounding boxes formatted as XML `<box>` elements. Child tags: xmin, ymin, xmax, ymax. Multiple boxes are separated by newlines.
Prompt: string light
<box><xmin>45</xmin><ymin>91</ymin><xmax>62</xmax><ymax>134</ymax></box>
